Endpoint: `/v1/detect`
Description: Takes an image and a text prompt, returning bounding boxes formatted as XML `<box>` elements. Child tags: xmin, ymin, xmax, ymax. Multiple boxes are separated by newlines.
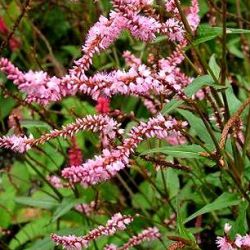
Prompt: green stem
<box><xmin>25</xmin><ymin>155</ymin><xmax>63</xmax><ymax>200</ymax></box>
<box><xmin>220</xmin><ymin>0</ymin><xmax>230</xmax><ymax>122</ymax></box>
<box><xmin>112</xmin><ymin>47</ymin><xmax>121</xmax><ymax>68</ymax></box>
<box><xmin>243</xmin><ymin>107</ymin><xmax>250</xmax><ymax>161</ymax></box>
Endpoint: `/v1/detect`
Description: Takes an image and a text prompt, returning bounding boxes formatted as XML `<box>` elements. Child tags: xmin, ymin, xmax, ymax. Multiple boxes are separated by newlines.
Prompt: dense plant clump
<box><xmin>0</xmin><ymin>0</ymin><xmax>250</xmax><ymax>249</ymax></box>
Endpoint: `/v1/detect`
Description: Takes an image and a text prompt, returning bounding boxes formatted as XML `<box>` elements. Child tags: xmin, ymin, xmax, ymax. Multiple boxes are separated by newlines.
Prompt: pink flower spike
<box><xmin>216</xmin><ymin>236</ymin><xmax>234</xmax><ymax>250</ymax></box>
<box><xmin>47</xmin><ymin>175</ymin><xmax>64</xmax><ymax>189</ymax></box>
<box><xmin>123</xmin><ymin>51</ymin><xmax>141</xmax><ymax>67</ymax></box>
<box><xmin>20</xmin><ymin>70</ymin><xmax>61</xmax><ymax>104</ymax></box>
<box><xmin>51</xmin><ymin>213</ymin><xmax>133</xmax><ymax>249</ymax></box>
<box><xmin>186</xmin><ymin>0</ymin><xmax>200</xmax><ymax>32</ymax></box>
<box><xmin>74</xmin><ymin>201</ymin><xmax>96</xmax><ymax>216</ymax></box>
<box><xmin>161</xmin><ymin>18</ymin><xmax>185</xmax><ymax>43</ymax></box>
<box><xmin>165</xmin><ymin>0</ymin><xmax>179</xmax><ymax>15</ymax></box>
<box><xmin>119</xmin><ymin>227</ymin><xmax>160</xmax><ymax>250</ymax></box>
<box><xmin>72</xmin><ymin>11</ymin><xmax>127</xmax><ymax>73</ymax></box>
<box><xmin>235</xmin><ymin>234</ymin><xmax>250</xmax><ymax>248</ymax></box>
<box><xmin>105</xmin><ymin>244</ymin><xmax>118</xmax><ymax>250</ymax></box>
<box><xmin>62</xmin><ymin>114</ymin><xmax>187</xmax><ymax>187</ymax></box>
<box><xmin>96</xmin><ymin>96</ymin><xmax>111</xmax><ymax>114</ymax></box>
<box><xmin>128</xmin><ymin>14</ymin><xmax>161</xmax><ymax>41</ymax></box>
<box><xmin>0</xmin><ymin>134</ymin><xmax>32</xmax><ymax>153</ymax></box>
<box><xmin>158</xmin><ymin>41</ymin><xmax>186</xmax><ymax>73</ymax></box>
<box><xmin>51</xmin><ymin>234</ymin><xmax>88</xmax><ymax>250</ymax></box>
<box><xmin>0</xmin><ymin>58</ymin><xmax>25</xmax><ymax>86</ymax></box>
<box><xmin>0</xmin><ymin>115</ymin><xmax>122</xmax><ymax>153</ymax></box>
<box><xmin>112</xmin><ymin>0</ymin><xmax>153</xmax><ymax>13</ymax></box>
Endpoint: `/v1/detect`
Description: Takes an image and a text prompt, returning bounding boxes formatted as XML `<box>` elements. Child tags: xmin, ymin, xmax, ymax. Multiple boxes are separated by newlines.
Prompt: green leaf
<box><xmin>15</xmin><ymin>197</ymin><xmax>58</xmax><ymax>210</ymax></box>
<box><xmin>191</xmin><ymin>25</ymin><xmax>250</xmax><ymax>47</ymax></box>
<box><xmin>26</xmin><ymin>227</ymin><xmax>86</xmax><ymax>250</ymax></box>
<box><xmin>198</xmin><ymin>25</ymin><xmax>222</xmax><ymax>37</ymax></box>
<box><xmin>61</xmin><ymin>45</ymin><xmax>81</xmax><ymax>58</ymax></box>
<box><xmin>151</xmin><ymin>35</ymin><xmax>167</xmax><ymax>44</ymax></box>
<box><xmin>225</xmin><ymin>86</ymin><xmax>242</xmax><ymax>114</ymax></box>
<box><xmin>26</xmin><ymin>237</ymin><xmax>54</xmax><ymax>250</ymax></box>
<box><xmin>6</xmin><ymin>1</ymin><xmax>21</xmax><ymax>22</ymax></box>
<box><xmin>189</xmin><ymin>25</ymin><xmax>221</xmax><ymax>47</ymax></box>
<box><xmin>61</xmin><ymin>98</ymin><xmax>95</xmax><ymax>119</ymax></box>
<box><xmin>176</xmin><ymin>198</ymin><xmax>195</xmax><ymax>241</ymax></box>
<box><xmin>132</xmin><ymin>193</ymin><xmax>152</xmax><ymax>210</ymax></box>
<box><xmin>9</xmin><ymin>216</ymin><xmax>55</xmax><ymax>249</ymax></box>
<box><xmin>178</xmin><ymin>109</ymin><xmax>215</xmax><ymax>147</ymax></box>
<box><xmin>198</xmin><ymin>25</ymin><xmax>250</xmax><ymax>38</ymax></box>
<box><xmin>226</xmin><ymin>28</ymin><xmax>250</xmax><ymax>34</ymax></box>
<box><xmin>161</xmin><ymin>75</ymin><xmax>215</xmax><ymax>115</ymax></box>
<box><xmin>0</xmin><ymin>191</ymin><xmax>15</xmax><ymax>227</ymax></box>
<box><xmin>99</xmin><ymin>62</ymin><xmax>116</xmax><ymax>71</ymax></box>
<box><xmin>231</xmin><ymin>201</ymin><xmax>248</xmax><ymax>236</ymax></box>
<box><xmin>0</xmin><ymin>95</ymin><xmax>16</xmax><ymax>120</ymax></box>
<box><xmin>184</xmin><ymin>193</ymin><xmax>240</xmax><ymax>223</ymax></box>
<box><xmin>51</xmin><ymin>196</ymin><xmax>87</xmax><ymax>222</ymax></box>
<box><xmin>132</xmin><ymin>182</ymin><xmax>156</xmax><ymax>210</ymax></box>
<box><xmin>99</xmin><ymin>183</ymin><xmax>120</xmax><ymax>202</ymax></box>
<box><xmin>156</xmin><ymin>168</ymin><xmax>180</xmax><ymax>199</ymax></box>
<box><xmin>209</xmin><ymin>54</ymin><xmax>220</xmax><ymax>80</ymax></box>
<box><xmin>20</xmin><ymin>120</ymin><xmax>51</xmax><ymax>130</ymax></box>
<box><xmin>28</xmin><ymin>142</ymin><xmax>65</xmax><ymax>171</ymax></box>
<box><xmin>51</xmin><ymin>196</ymin><xmax>76</xmax><ymax>222</ymax></box>
<box><xmin>227</xmin><ymin>37</ymin><xmax>244</xmax><ymax>59</ymax></box>
<box><xmin>191</xmin><ymin>35</ymin><xmax>218</xmax><ymax>46</ymax></box>
<box><xmin>141</xmin><ymin>145</ymin><xmax>205</xmax><ymax>159</ymax></box>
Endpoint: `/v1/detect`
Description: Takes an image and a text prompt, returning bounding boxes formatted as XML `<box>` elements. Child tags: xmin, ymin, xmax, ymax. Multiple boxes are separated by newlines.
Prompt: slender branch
<box><xmin>0</xmin><ymin>0</ymin><xmax>31</xmax><ymax>54</ymax></box>
<box><xmin>219</xmin><ymin>96</ymin><xmax>250</xmax><ymax>149</ymax></box>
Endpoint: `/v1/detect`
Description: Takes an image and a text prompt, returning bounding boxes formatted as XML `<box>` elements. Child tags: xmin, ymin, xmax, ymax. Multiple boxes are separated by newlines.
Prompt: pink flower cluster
<box><xmin>77</xmin><ymin>64</ymin><xmax>165</xmax><ymax>100</ymax></box>
<box><xmin>22</xmin><ymin>71</ymin><xmax>61</xmax><ymax>104</ymax></box>
<box><xmin>0</xmin><ymin>0</ymin><xmax>200</xmax><ymax>106</ymax></box>
<box><xmin>0</xmin><ymin>134</ymin><xmax>32</xmax><ymax>153</ymax></box>
<box><xmin>157</xmin><ymin>67</ymin><xmax>192</xmax><ymax>98</ymax></box>
<box><xmin>62</xmin><ymin>114</ymin><xmax>187</xmax><ymax>187</ymax></box>
<box><xmin>0</xmin><ymin>57</ymin><xmax>188</xmax><ymax>105</ymax></box>
<box><xmin>216</xmin><ymin>223</ymin><xmax>250</xmax><ymax>250</ymax></box>
<box><xmin>112</xmin><ymin>0</ymin><xmax>160</xmax><ymax>42</ymax></box>
<box><xmin>158</xmin><ymin>41</ymin><xmax>187</xmax><ymax>73</ymax></box>
<box><xmin>0</xmin><ymin>114</ymin><xmax>122</xmax><ymax>153</ymax></box>
<box><xmin>47</xmin><ymin>175</ymin><xmax>64</xmax><ymax>189</ymax></box>
<box><xmin>186</xmin><ymin>0</ymin><xmax>200</xmax><ymax>31</ymax></box>
<box><xmin>51</xmin><ymin>213</ymin><xmax>133</xmax><ymax>250</ymax></box>
<box><xmin>235</xmin><ymin>235</ymin><xmax>250</xmax><ymax>249</ymax></box>
<box><xmin>165</xmin><ymin>0</ymin><xmax>178</xmax><ymax>14</ymax></box>
<box><xmin>72</xmin><ymin>11</ymin><xmax>128</xmax><ymax>73</ymax></box>
<box><xmin>74</xmin><ymin>201</ymin><xmax>96</xmax><ymax>216</ymax></box>
<box><xmin>0</xmin><ymin>0</ymin><xmax>196</xmax><ymax>193</ymax></box>
<box><xmin>165</xmin><ymin>0</ymin><xmax>200</xmax><ymax>32</ymax></box>
<box><xmin>217</xmin><ymin>235</ymin><xmax>250</xmax><ymax>250</ymax></box>
<box><xmin>141</xmin><ymin>96</ymin><xmax>161</xmax><ymax>115</ymax></box>
<box><xmin>105</xmin><ymin>227</ymin><xmax>160</xmax><ymax>250</ymax></box>
<box><xmin>0</xmin><ymin>58</ymin><xmax>67</xmax><ymax>105</ymax></box>
<box><xmin>161</xmin><ymin>18</ymin><xmax>185</xmax><ymax>43</ymax></box>
<box><xmin>123</xmin><ymin>51</ymin><xmax>141</xmax><ymax>67</ymax></box>
<box><xmin>71</xmin><ymin>0</ymin><xmax>160</xmax><ymax>75</ymax></box>
<box><xmin>0</xmin><ymin>114</ymin><xmax>123</xmax><ymax>153</ymax></box>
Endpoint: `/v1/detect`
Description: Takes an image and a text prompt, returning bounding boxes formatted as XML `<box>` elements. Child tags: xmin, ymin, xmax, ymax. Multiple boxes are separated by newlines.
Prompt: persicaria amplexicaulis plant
<box><xmin>1</xmin><ymin>0</ymin><xmax>250</xmax><ymax>249</ymax></box>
